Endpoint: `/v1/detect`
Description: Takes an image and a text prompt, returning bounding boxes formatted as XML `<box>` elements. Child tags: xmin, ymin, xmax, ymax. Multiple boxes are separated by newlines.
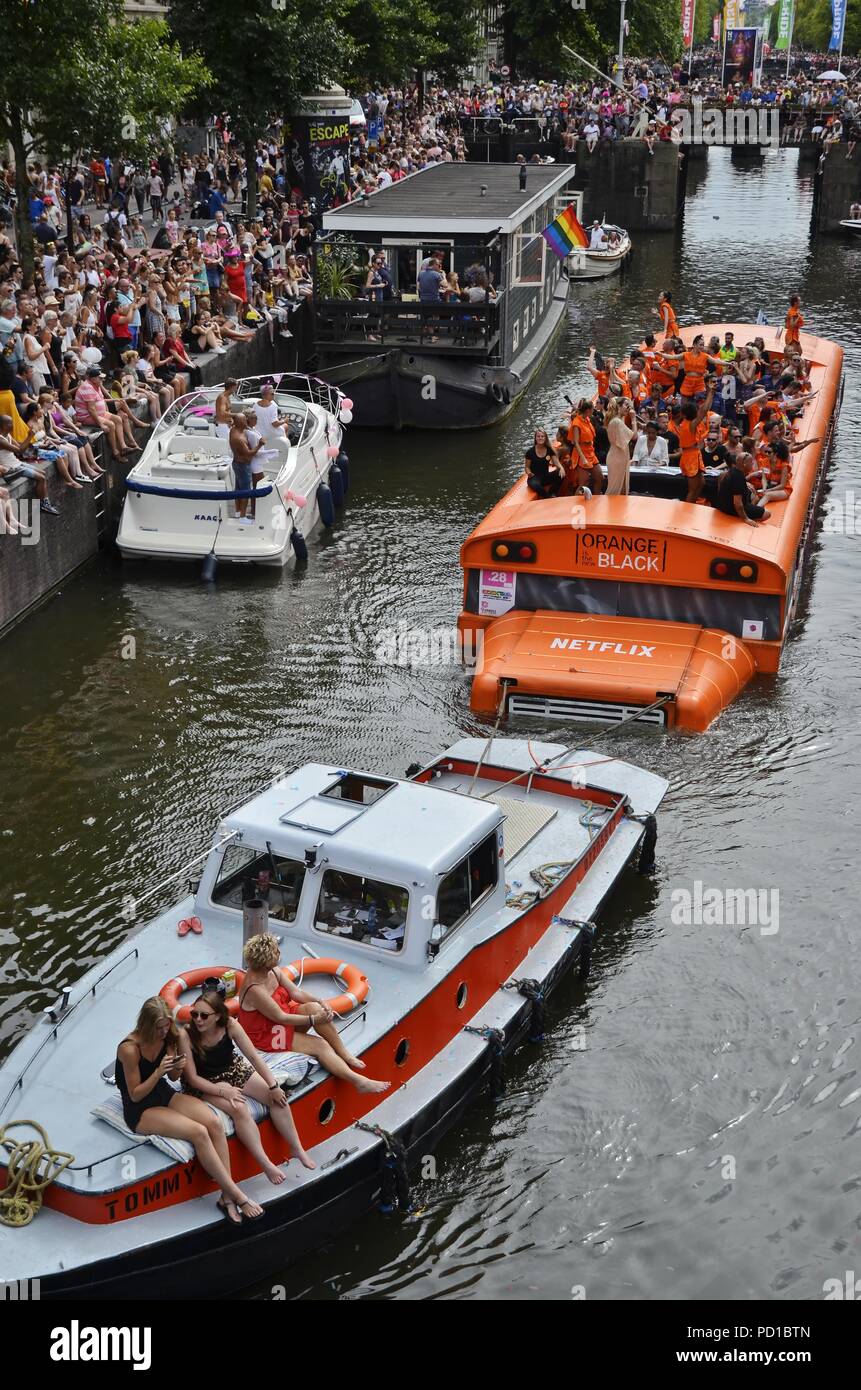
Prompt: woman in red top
<box><xmin>237</xmin><ymin>934</ymin><xmax>390</xmax><ymax>1095</ymax></box>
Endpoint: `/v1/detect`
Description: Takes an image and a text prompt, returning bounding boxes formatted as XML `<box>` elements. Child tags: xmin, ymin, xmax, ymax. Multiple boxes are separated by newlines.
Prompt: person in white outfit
<box><xmin>604</xmin><ymin>397</ymin><xmax>638</xmax><ymax>495</ymax></box>
<box><xmin>632</xmin><ymin>422</ymin><xmax>670</xmax><ymax>469</ymax></box>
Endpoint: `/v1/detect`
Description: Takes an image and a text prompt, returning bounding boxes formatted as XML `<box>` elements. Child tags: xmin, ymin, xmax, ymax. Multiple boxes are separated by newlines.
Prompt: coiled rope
<box><xmin>0</xmin><ymin>1121</ymin><xmax>74</xmax><ymax>1227</ymax></box>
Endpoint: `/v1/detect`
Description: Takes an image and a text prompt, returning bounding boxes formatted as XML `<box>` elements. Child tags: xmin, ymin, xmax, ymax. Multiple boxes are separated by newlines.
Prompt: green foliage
<box><xmin>0</xmin><ymin>0</ymin><xmax>209</xmax><ymax>282</ymax></box>
<box><xmin>500</xmin><ymin>0</ymin><xmax>686</xmax><ymax>75</ymax></box>
<box><xmin>168</xmin><ymin>0</ymin><xmax>356</xmax><ymax>137</ymax></box>
<box><xmin>340</xmin><ymin>0</ymin><xmax>482</xmax><ymax>88</ymax></box>
<box><xmin>315</xmin><ymin>237</ymin><xmax>363</xmax><ymax>298</ymax></box>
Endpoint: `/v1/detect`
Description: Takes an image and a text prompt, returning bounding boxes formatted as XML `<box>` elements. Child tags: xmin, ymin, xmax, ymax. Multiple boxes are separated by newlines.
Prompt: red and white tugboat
<box><xmin>0</xmin><ymin>738</ymin><xmax>666</xmax><ymax>1299</ymax></box>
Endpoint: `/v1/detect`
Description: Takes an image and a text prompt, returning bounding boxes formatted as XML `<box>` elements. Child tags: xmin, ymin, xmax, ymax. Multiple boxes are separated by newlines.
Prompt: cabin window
<box><xmin>211</xmin><ymin>844</ymin><xmax>307</xmax><ymax>922</ymax></box>
<box><xmin>314</xmin><ymin>870</ymin><xmax>408</xmax><ymax>952</ymax></box>
<box><xmin>435</xmin><ymin>832</ymin><xmax>499</xmax><ymax>941</ymax></box>
<box><xmin>513</xmin><ymin>228</ymin><xmax>545</xmax><ymax>288</ymax></box>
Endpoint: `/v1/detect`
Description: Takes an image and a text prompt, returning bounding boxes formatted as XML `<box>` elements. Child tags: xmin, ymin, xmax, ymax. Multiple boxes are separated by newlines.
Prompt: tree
<box><xmin>168</xmin><ymin>0</ymin><xmax>356</xmax><ymax>220</ymax></box>
<box><xmin>500</xmin><ymin>0</ymin><xmax>685</xmax><ymax>80</ymax></box>
<box><xmin>340</xmin><ymin>0</ymin><xmax>482</xmax><ymax>90</ymax></box>
<box><xmin>0</xmin><ymin>0</ymin><xmax>209</xmax><ymax>283</ymax></box>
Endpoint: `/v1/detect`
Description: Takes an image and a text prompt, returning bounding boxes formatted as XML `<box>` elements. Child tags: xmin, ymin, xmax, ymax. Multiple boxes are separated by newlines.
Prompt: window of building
<box><xmin>314</xmin><ymin>870</ymin><xmax>409</xmax><ymax>952</ymax></box>
<box><xmin>211</xmin><ymin>844</ymin><xmax>306</xmax><ymax>921</ymax></box>
<box><xmin>435</xmin><ymin>832</ymin><xmax>499</xmax><ymax>942</ymax></box>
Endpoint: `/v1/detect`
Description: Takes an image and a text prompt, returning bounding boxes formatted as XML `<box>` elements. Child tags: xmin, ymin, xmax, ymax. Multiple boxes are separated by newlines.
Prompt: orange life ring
<box><xmin>159</xmin><ymin>966</ymin><xmax>245</xmax><ymax>1023</ymax></box>
<box><xmin>281</xmin><ymin>958</ymin><xmax>369</xmax><ymax>1015</ymax></box>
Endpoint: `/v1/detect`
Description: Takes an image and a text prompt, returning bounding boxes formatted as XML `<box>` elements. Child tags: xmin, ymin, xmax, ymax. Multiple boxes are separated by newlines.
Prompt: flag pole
<box><xmin>688</xmin><ymin>0</ymin><xmax>698</xmax><ymax>78</ymax></box>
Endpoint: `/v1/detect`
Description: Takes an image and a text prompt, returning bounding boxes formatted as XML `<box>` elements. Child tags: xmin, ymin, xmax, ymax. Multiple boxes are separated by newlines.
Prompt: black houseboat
<box><xmin>312</xmin><ymin>162</ymin><xmax>578</xmax><ymax>429</ymax></box>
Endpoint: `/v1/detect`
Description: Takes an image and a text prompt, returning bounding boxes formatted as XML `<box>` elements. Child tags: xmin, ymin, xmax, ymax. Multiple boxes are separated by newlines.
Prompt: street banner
<box><xmin>682</xmin><ymin>0</ymin><xmax>695</xmax><ymax>48</ymax></box>
<box><xmin>775</xmin><ymin>0</ymin><xmax>792</xmax><ymax>50</ymax></box>
<box><xmin>829</xmin><ymin>0</ymin><xmax>846</xmax><ymax>52</ymax></box>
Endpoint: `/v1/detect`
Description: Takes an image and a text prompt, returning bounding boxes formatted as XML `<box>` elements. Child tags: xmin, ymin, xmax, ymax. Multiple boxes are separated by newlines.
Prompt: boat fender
<box><xmin>507</xmin><ymin>977</ymin><xmax>545</xmax><ymax>1043</ymax></box>
<box><xmin>465</xmin><ymin>1024</ymin><xmax>506</xmax><ymax>1102</ymax></box>
<box><xmin>317</xmin><ymin>481</ymin><xmax>335</xmax><ymax>528</ymax></box>
<box><xmin>160</xmin><ymin>967</ymin><xmax>245</xmax><ymax>1023</ymax></box>
<box><xmin>502</xmin><ymin>385</ymin><xmax>512</xmax><ymax>405</ymax></box>
<box><xmin>578</xmin><ymin>924</ymin><xmax>596</xmax><ymax>980</ymax></box>
<box><xmin>200</xmin><ymin>551</ymin><xmax>218</xmax><ymax>583</ymax></box>
<box><xmin>489</xmin><ymin>381</ymin><xmax>505</xmax><ymax>404</ymax></box>
<box><xmin>336</xmin><ymin>450</ymin><xmax>350</xmax><ymax>494</ymax></box>
<box><xmin>355</xmin><ymin>1121</ymin><xmax>411</xmax><ymax>1214</ymax></box>
<box><xmin>637</xmin><ymin>813</ymin><xmax>658</xmax><ymax>876</ymax></box>
<box><xmin>328</xmin><ymin>462</ymin><xmax>344</xmax><ymax>508</ymax></box>
<box><xmin>290</xmin><ymin>526</ymin><xmax>308</xmax><ymax>563</ymax></box>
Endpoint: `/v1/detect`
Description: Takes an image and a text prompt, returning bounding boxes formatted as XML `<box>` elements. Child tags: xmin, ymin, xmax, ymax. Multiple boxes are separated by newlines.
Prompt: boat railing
<box><xmin>314</xmin><ymin>297</ymin><xmax>500</xmax><ymax>355</ymax></box>
<box><xmin>0</xmin><ymin>948</ymin><xmax>141</xmax><ymax>1121</ymax></box>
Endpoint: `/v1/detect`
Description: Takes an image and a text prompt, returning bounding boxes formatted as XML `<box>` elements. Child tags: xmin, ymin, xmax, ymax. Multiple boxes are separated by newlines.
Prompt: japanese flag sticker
<box><xmin>742</xmin><ymin>620</ymin><xmax>764</xmax><ymax>641</ymax></box>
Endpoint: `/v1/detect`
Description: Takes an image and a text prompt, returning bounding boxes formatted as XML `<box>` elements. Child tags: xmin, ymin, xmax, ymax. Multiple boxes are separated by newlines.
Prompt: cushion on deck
<box><xmin>92</xmin><ymin>1052</ymin><xmax>313</xmax><ymax>1153</ymax></box>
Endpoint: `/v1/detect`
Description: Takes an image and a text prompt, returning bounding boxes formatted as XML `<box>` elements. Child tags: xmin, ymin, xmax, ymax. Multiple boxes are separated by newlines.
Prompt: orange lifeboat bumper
<box><xmin>470</xmin><ymin>611</ymin><xmax>758</xmax><ymax>733</ymax></box>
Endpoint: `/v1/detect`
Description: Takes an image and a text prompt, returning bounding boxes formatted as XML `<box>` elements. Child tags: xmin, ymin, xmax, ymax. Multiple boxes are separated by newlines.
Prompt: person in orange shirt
<box><xmin>654</xmin><ymin>291</ymin><xmax>678</xmax><ymax>340</ymax></box>
<box><xmin>755</xmin><ymin>440</ymin><xmax>793</xmax><ymax>505</ymax></box>
<box><xmin>586</xmin><ymin>346</ymin><xmax>613</xmax><ymax>401</ymax></box>
<box><xmin>676</xmin><ymin>381</ymin><xmax>715</xmax><ymax>503</ymax></box>
<box><xmin>782</xmin><ymin>294</ymin><xmax>804</xmax><ymax>347</ymax></box>
<box><xmin>649</xmin><ymin>337</ymin><xmax>679</xmax><ymax>397</ymax></box>
<box><xmin>662</xmin><ymin>334</ymin><xmax>723</xmax><ymax>400</ymax></box>
<box><xmin>567</xmin><ymin>398</ymin><xmax>604</xmax><ymax>494</ymax></box>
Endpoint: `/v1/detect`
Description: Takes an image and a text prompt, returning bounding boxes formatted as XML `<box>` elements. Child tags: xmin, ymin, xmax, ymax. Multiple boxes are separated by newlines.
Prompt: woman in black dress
<box><xmin>115</xmin><ymin>996</ymin><xmax>263</xmax><ymax>1224</ymax></box>
<box><xmin>524</xmin><ymin>427</ymin><xmax>564</xmax><ymax>498</ymax></box>
<box><xmin>178</xmin><ymin>983</ymin><xmax>314</xmax><ymax>1181</ymax></box>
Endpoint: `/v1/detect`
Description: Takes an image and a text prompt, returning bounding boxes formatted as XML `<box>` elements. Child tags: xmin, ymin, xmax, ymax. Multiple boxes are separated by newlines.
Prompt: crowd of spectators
<box><xmin>0</xmin><ymin>146</ymin><xmax>323</xmax><ymax>521</ymax></box>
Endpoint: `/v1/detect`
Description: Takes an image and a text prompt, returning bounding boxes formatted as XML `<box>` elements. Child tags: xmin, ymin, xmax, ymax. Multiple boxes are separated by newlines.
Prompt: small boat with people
<box><xmin>116</xmin><ymin>374</ymin><xmax>352</xmax><ymax>568</ymax></box>
<box><xmin>459</xmin><ymin>319</ymin><xmax>844</xmax><ymax>732</ymax></box>
<box><xmin>567</xmin><ymin>224</ymin><xmax>632</xmax><ymax>280</ymax></box>
<box><xmin>0</xmin><ymin>739</ymin><xmax>665</xmax><ymax>1298</ymax></box>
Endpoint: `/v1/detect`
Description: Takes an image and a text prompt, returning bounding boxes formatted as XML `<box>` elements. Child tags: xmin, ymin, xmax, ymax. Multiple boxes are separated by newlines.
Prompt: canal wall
<box><xmin>0</xmin><ymin>310</ymin><xmax>310</xmax><ymax>640</ymax></box>
<box><xmin>814</xmin><ymin>147</ymin><xmax>861</xmax><ymax>233</ymax></box>
<box><xmin>570</xmin><ymin>140</ymin><xmax>684</xmax><ymax>232</ymax></box>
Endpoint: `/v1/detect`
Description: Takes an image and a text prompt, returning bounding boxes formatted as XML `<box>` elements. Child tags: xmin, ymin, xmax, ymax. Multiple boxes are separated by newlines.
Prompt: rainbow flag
<box><xmin>541</xmin><ymin>203</ymin><xmax>589</xmax><ymax>258</ymax></box>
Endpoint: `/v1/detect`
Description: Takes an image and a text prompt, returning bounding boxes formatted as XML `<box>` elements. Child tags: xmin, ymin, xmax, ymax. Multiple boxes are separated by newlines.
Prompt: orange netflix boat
<box><xmin>459</xmin><ymin>324</ymin><xmax>844</xmax><ymax>732</ymax></box>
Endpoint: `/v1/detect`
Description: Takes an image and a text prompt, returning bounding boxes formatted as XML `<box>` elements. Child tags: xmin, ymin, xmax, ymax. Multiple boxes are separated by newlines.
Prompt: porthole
<box><xmin>318</xmin><ymin>1097</ymin><xmax>335</xmax><ymax>1125</ymax></box>
<box><xmin>456</xmin><ymin>983</ymin><xmax>468</xmax><ymax>1010</ymax></box>
<box><xmin>395</xmin><ymin>1038</ymin><xmax>410</xmax><ymax>1066</ymax></box>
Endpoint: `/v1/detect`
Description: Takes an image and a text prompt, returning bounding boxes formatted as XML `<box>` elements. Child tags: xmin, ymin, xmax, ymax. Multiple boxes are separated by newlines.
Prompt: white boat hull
<box><xmin>116</xmin><ymin>376</ymin><xmax>346</xmax><ymax>567</ymax></box>
<box><xmin>568</xmin><ymin>231</ymin><xmax>632</xmax><ymax>280</ymax></box>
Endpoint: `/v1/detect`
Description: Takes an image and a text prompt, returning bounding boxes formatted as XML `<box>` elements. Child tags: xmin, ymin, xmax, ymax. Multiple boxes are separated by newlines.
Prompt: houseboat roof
<box><xmin>221</xmin><ymin>763</ymin><xmax>503</xmax><ymax>881</ymax></box>
<box><xmin>322</xmin><ymin>162</ymin><xmax>577</xmax><ymax>236</ymax></box>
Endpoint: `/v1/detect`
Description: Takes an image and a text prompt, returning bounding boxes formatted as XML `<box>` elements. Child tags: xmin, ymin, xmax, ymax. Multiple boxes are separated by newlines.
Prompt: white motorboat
<box><xmin>838</xmin><ymin>218</ymin><xmax>861</xmax><ymax>235</ymax></box>
<box><xmin>0</xmin><ymin>738</ymin><xmax>666</xmax><ymax>1298</ymax></box>
<box><xmin>116</xmin><ymin>374</ymin><xmax>351</xmax><ymax>567</ymax></box>
<box><xmin>567</xmin><ymin>226</ymin><xmax>632</xmax><ymax>280</ymax></box>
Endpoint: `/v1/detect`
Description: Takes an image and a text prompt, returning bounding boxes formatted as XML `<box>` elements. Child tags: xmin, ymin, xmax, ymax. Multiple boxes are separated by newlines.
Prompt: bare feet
<box><xmin>355</xmin><ymin>1076</ymin><xmax>391</xmax><ymax>1095</ymax></box>
<box><xmin>344</xmin><ymin>1053</ymin><xmax>366</xmax><ymax>1070</ymax></box>
<box><xmin>64</xmin><ymin>480</ymin><xmax>83</xmax><ymax>489</ymax></box>
<box><xmin>294</xmin><ymin>1149</ymin><xmax>316</xmax><ymax>1171</ymax></box>
<box><xmin>263</xmin><ymin>1161</ymin><xmax>287</xmax><ymax>1186</ymax></box>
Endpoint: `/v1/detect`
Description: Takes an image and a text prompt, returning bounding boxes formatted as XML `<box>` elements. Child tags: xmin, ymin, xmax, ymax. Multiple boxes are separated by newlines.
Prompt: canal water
<box><xmin>2</xmin><ymin>148</ymin><xmax>860</xmax><ymax>1301</ymax></box>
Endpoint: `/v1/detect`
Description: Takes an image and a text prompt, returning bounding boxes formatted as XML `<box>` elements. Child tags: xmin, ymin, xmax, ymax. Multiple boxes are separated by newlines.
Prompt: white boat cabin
<box><xmin>201</xmin><ymin>763</ymin><xmax>506</xmax><ymax>970</ymax></box>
